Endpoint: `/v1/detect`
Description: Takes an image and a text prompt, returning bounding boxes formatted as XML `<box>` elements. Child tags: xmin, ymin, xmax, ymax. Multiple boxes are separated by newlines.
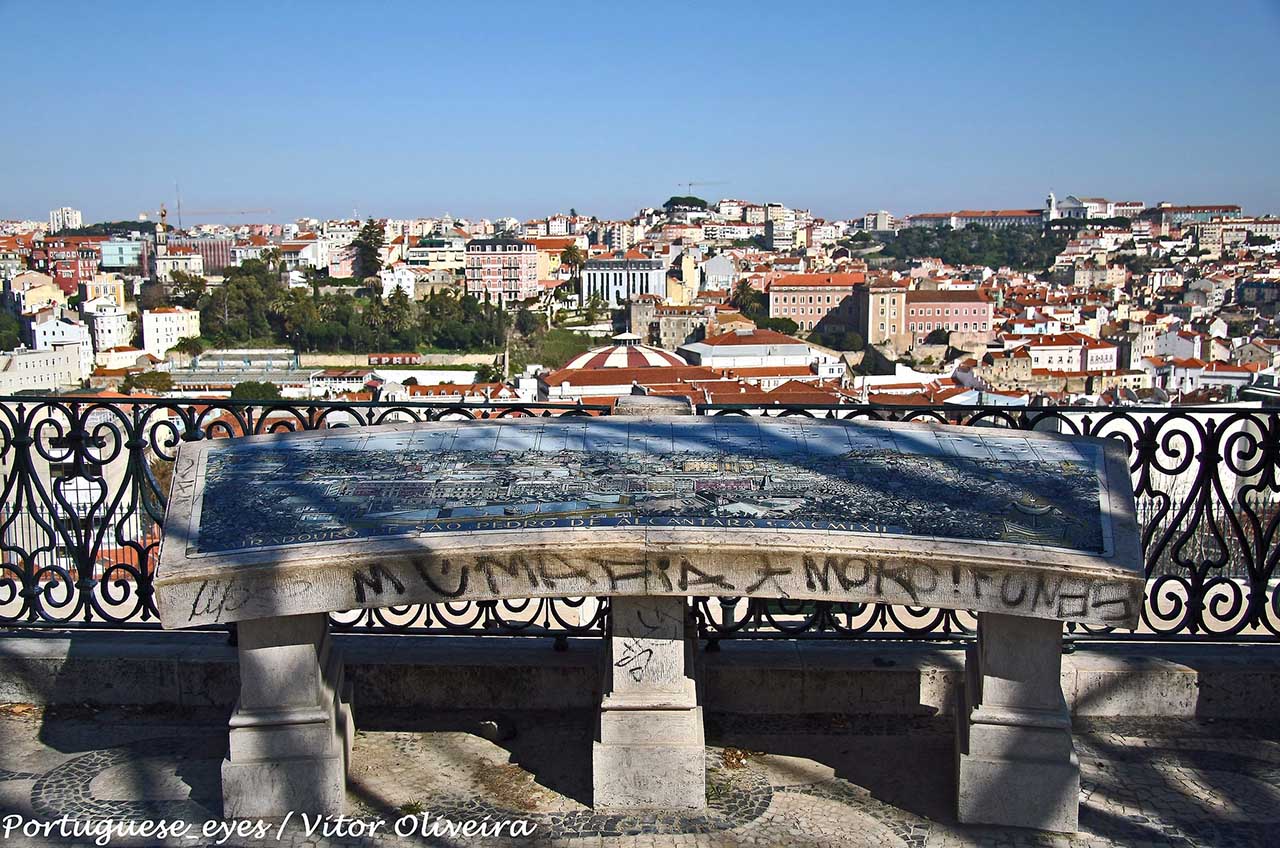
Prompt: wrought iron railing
<box><xmin>2</xmin><ymin>395</ymin><xmax>1278</xmax><ymax>642</ymax></box>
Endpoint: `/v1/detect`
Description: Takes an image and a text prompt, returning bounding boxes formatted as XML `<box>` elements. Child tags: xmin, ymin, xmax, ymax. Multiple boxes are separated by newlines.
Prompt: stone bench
<box><xmin>155</xmin><ymin>398</ymin><xmax>1142</xmax><ymax>833</ymax></box>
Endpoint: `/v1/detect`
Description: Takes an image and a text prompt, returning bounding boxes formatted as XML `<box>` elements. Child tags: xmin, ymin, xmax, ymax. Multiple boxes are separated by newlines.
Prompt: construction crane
<box><xmin>139</xmin><ymin>207</ymin><xmax>273</xmax><ymax>228</ymax></box>
<box><xmin>677</xmin><ymin>180</ymin><xmax>726</xmax><ymax>194</ymax></box>
<box><xmin>181</xmin><ymin>208</ymin><xmax>274</xmax><ymax>217</ymax></box>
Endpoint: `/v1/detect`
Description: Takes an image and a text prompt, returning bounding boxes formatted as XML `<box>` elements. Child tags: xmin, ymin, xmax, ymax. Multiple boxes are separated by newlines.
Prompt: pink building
<box><xmin>905</xmin><ymin>290</ymin><xmax>994</xmax><ymax>342</ymax></box>
<box><xmin>767</xmin><ymin>272</ymin><xmax>865</xmax><ymax>332</ymax></box>
<box><xmin>464</xmin><ymin>238</ymin><xmax>539</xmax><ymax>306</ymax></box>
<box><xmin>328</xmin><ymin>245</ymin><xmax>357</xmax><ymax>278</ymax></box>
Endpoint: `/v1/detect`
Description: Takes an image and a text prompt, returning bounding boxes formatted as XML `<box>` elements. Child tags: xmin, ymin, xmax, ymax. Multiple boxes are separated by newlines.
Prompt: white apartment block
<box><xmin>715</xmin><ymin>199</ymin><xmax>746</xmax><ymax>221</ymax></box>
<box><xmin>1196</xmin><ymin>217</ymin><xmax>1280</xmax><ymax>251</ymax></box>
<box><xmin>404</xmin><ymin>236</ymin><xmax>465</xmax><ymax>271</ymax></box>
<box><xmin>321</xmin><ymin>220</ymin><xmax>361</xmax><ymax>251</ymax></box>
<box><xmin>48</xmin><ymin>207</ymin><xmax>83</xmax><ymax>234</ymax></box>
<box><xmin>81</xmin><ymin>298</ymin><xmax>133</xmax><ymax>354</ymax></box>
<box><xmin>0</xmin><ymin>344</ymin><xmax>82</xmax><ymax>392</ymax></box>
<box><xmin>141</xmin><ymin>307</ymin><xmax>201</xmax><ymax>360</ymax></box>
<box><xmin>153</xmin><ymin>248</ymin><xmax>205</xmax><ymax>283</ymax></box>
<box><xmin>862</xmin><ymin>210</ymin><xmax>897</xmax><ymax>231</ymax></box>
<box><xmin>380</xmin><ymin>265</ymin><xmax>416</xmax><ymax>300</ymax></box>
<box><xmin>29</xmin><ymin>316</ymin><xmax>93</xmax><ymax>380</ymax></box>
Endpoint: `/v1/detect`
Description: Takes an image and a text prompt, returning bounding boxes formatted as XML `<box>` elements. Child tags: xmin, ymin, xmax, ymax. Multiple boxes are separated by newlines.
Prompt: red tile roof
<box><xmin>698</xmin><ymin>328</ymin><xmax>805</xmax><ymax>347</ymax></box>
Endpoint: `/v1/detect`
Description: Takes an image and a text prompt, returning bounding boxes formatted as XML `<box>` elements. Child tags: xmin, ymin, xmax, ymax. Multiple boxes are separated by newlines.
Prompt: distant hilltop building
<box><xmin>48</xmin><ymin>207</ymin><xmax>82</xmax><ymax>234</ymax></box>
<box><xmin>1046</xmin><ymin>193</ymin><xmax>1145</xmax><ymax>220</ymax></box>
<box><xmin>907</xmin><ymin>209</ymin><xmax>1044</xmax><ymax>229</ymax></box>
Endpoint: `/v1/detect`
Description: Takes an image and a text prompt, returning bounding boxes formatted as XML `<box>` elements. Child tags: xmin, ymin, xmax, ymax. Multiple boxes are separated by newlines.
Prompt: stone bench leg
<box><xmin>593</xmin><ymin>596</ymin><xmax>705</xmax><ymax>809</ymax></box>
<box><xmin>956</xmin><ymin>612</ymin><xmax>1079</xmax><ymax>833</ymax></box>
<box><xmin>222</xmin><ymin>613</ymin><xmax>353</xmax><ymax>818</ymax></box>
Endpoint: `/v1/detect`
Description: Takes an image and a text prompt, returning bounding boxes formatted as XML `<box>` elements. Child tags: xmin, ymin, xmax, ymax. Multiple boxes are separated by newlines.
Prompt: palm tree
<box><xmin>261</xmin><ymin>247</ymin><xmax>281</xmax><ymax>273</ymax></box>
<box><xmin>560</xmin><ymin>244</ymin><xmax>586</xmax><ymax>284</ymax></box>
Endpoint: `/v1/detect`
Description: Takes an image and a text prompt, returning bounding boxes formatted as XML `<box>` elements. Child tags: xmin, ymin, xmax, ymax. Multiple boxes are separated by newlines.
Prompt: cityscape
<box><xmin>4</xmin><ymin>189</ymin><xmax>1279</xmax><ymax>411</ymax></box>
<box><xmin>2</xmin><ymin>3</ymin><xmax>1279</xmax><ymax>845</ymax></box>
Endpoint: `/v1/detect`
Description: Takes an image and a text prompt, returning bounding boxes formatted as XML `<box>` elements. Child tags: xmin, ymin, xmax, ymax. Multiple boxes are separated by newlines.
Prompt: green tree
<box><xmin>756</xmin><ymin>317</ymin><xmax>798</xmax><ymax>335</ymax></box>
<box><xmin>171</xmin><ymin>336</ymin><xmax>205</xmax><ymax>357</ymax></box>
<box><xmin>663</xmin><ymin>196</ymin><xmax>708</xmax><ymax>211</ymax></box>
<box><xmin>560</xmin><ymin>243</ymin><xmax>587</xmax><ymax>285</ymax></box>
<box><xmin>121</xmin><ymin>370</ymin><xmax>173</xmax><ymax>394</ymax></box>
<box><xmin>352</xmin><ymin>219</ymin><xmax>385</xmax><ymax>279</ymax></box>
<box><xmin>472</xmin><ymin>363</ymin><xmax>501</xmax><ymax>382</ymax></box>
<box><xmin>386</xmin><ymin>287</ymin><xmax>417</xmax><ymax>338</ymax></box>
<box><xmin>230</xmin><ymin>380</ymin><xmax>282</xmax><ymax>401</ymax></box>
<box><xmin>168</xmin><ymin>270</ymin><xmax>207</xmax><ymax>308</ymax></box>
<box><xmin>139</xmin><ymin>282</ymin><xmax>169</xmax><ymax>311</ymax></box>
<box><xmin>0</xmin><ymin>311</ymin><xmax>21</xmax><ymax>349</ymax></box>
<box><xmin>515</xmin><ymin>308</ymin><xmax>544</xmax><ymax>336</ymax></box>
<box><xmin>200</xmin><ymin>259</ymin><xmax>284</xmax><ymax>346</ymax></box>
<box><xmin>260</xmin><ymin>247</ymin><xmax>281</xmax><ymax>273</ymax></box>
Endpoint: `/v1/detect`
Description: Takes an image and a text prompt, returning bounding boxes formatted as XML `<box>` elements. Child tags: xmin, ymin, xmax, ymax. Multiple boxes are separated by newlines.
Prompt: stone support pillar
<box><xmin>956</xmin><ymin>612</ymin><xmax>1079</xmax><ymax>832</ymax></box>
<box><xmin>222</xmin><ymin>613</ymin><xmax>353</xmax><ymax>818</ymax></box>
<box><xmin>593</xmin><ymin>596</ymin><xmax>705</xmax><ymax>809</ymax></box>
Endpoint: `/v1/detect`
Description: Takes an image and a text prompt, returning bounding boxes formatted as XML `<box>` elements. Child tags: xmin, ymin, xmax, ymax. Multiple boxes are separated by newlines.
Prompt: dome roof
<box><xmin>562</xmin><ymin>333</ymin><xmax>687</xmax><ymax>370</ymax></box>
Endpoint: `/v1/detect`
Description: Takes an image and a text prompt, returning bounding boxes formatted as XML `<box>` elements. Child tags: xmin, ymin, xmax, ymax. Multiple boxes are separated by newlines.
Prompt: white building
<box><xmin>0</xmin><ymin>344</ymin><xmax>82</xmax><ymax>392</ymax></box>
<box><xmin>153</xmin><ymin>246</ymin><xmax>205</xmax><ymax>283</ymax></box>
<box><xmin>81</xmin><ymin>297</ymin><xmax>133</xmax><ymax>354</ymax></box>
<box><xmin>581</xmin><ymin>256</ymin><xmax>665</xmax><ymax>306</ymax></box>
<box><xmin>715</xmin><ymin>199</ymin><xmax>747</xmax><ymax>221</ymax></box>
<box><xmin>96</xmin><ymin>346</ymin><xmax>153</xmax><ymax>370</ymax></box>
<box><xmin>764</xmin><ymin>204</ymin><xmax>796</xmax><ymax>250</ymax></box>
<box><xmin>321</xmin><ymin>220</ymin><xmax>361</xmax><ymax>251</ymax></box>
<box><xmin>678</xmin><ymin>328</ymin><xmax>844</xmax><ymax>378</ymax></box>
<box><xmin>403</xmin><ymin>236</ymin><xmax>465</xmax><ymax>271</ymax></box>
<box><xmin>48</xmin><ymin>207</ymin><xmax>83</xmax><ymax>234</ymax></box>
<box><xmin>861</xmin><ymin>210</ymin><xmax>897</xmax><ymax>231</ymax></box>
<box><xmin>29</xmin><ymin>316</ymin><xmax>93</xmax><ymax>380</ymax></box>
<box><xmin>141</xmin><ymin>307</ymin><xmax>201</xmax><ymax>360</ymax></box>
<box><xmin>379</xmin><ymin>265</ymin><xmax>416</xmax><ymax>300</ymax></box>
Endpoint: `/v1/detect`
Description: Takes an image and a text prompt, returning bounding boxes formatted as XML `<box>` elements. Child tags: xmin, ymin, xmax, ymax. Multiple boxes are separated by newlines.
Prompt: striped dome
<box><xmin>562</xmin><ymin>333</ymin><xmax>687</xmax><ymax>370</ymax></box>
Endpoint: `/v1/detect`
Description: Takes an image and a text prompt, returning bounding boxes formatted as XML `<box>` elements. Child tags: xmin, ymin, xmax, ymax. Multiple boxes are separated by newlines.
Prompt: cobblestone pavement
<box><xmin>0</xmin><ymin>703</ymin><xmax>1277</xmax><ymax>847</ymax></box>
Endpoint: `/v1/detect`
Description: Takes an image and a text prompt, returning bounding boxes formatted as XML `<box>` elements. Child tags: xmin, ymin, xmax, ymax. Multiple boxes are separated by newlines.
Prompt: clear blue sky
<box><xmin>2</xmin><ymin>0</ymin><xmax>1277</xmax><ymax>224</ymax></box>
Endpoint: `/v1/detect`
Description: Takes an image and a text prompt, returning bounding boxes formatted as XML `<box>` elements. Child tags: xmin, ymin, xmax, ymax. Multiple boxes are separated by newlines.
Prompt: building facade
<box><xmin>582</xmin><ymin>256</ymin><xmax>665</xmax><ymax>306</ymax></box>
<box><xmin>141</xmin><ymin>306</ymin><xmax>201</xmax><ymax>359</ymax></box>
<box><xmin>0</xmin><ymin>344</ymin><xmax>82</xmax><ymax>392</ymax></box>
<box><xmin>905</xmin><ymin>290</ymin><xmax>994</xmax><ymax>343</ymax></box>
<box><xmin>464</xmin><ymin>239</ymin><xmax>539</xmax><ymax>306</ymax></box>
<box><xmin>48</xmin><ymin>207</ymin><xmax>82</xmax><ymax>234</ymax></box>
<box><xmin>767</xmin><ymin>273</ymin><xmax>864</xmax><ymax>332</ymax></box>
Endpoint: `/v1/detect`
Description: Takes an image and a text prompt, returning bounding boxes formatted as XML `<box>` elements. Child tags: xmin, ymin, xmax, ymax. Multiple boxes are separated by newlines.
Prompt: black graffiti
<box><xmin>802</xmin><ymin>555</ymin><xmax>872</xmax><ymax>592</ymax></box>
<box><xmin>187</xmin><ymin>578</ymin><xmax>252</xmax><ymax>622</ymax></box>
<box><xmin>745</xmin><ymin>562</ymin><xmax>792</xmax><ymax>594</ymax></box>
<box><xmin>678</xmin><ymin>558</ymin><xmax>734</xmax><ymax>591</ymax></box>
<box><xmin>1000</xmin><ymin>572</ymin><xmax>1028</xmax><ymax>607</ymax></box>
<box><xmin>615</xmin><ymin>637</ymin><xmax>653</xmax><ymax>682</ymax></box>
<box><xmin>411</xmin><ymin>557</ymin><xmax>468</xmax><ymax>598</ymax></box>
<box><xmin>533</xmin><ymin>557</ymin><xmax>600</xmax><ymax>590</ymax></box>
<box><xmin>330</xmin><ymin>551</ymin><xmax>1138</xmax><ymax>630</ymax></box>
<box><xmin>1089</xmin><ymin>588</ymin><xmax>1136</xmax><ymax>622</ymax></box>
<box><xmin>352</xmin><ymin>564</ymin><xmax>406</xmax><ymax>604</ymax></box>
<box><xmin>635</xmin><ymin>603</ymin><xmax>682</xmax><ymax>636</ymax></box>
<box><xmin>599</xmin><ymin>559</ymin><xmax>648</xmax><ymax>590</ymax></box>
